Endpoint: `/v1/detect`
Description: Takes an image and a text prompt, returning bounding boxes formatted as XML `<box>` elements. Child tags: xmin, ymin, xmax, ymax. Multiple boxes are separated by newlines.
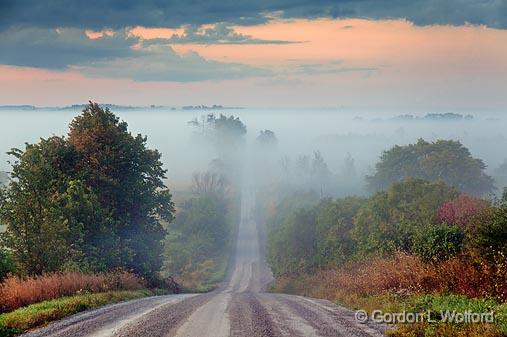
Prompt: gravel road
<box><xmin>22</xmin><ymin>186</ymin><xmax>387</xmax><ymax>337</ymax></box>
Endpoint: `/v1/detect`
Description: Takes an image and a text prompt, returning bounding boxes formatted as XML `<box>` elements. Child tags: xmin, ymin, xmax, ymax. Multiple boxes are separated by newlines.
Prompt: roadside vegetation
<box><xmin>0</xmin><ymin>271</ymin><xmax>144</xmax><ymax>312</ymax></box>
<box><xmin>0</xmin><ymin>289</ymin><xmax>154</xmax><ymax>337</ymax></box>
<box><xmin>0</xmin><ymin>103</ymin><xmax>181</xmax><ymax>334</ymax></box>
<box><xmin>0</xmin><ymin>104</ymin><xmax>251</xmax><ymax>333</ymax></box>
<box><xmin>0</xmin><ymin>102</ymin><xmax>174</xmax><ymax>281</ymax></box>
<box><xmin>164</xmin><ymin>172</ymin><xmax>239</xmax><ymax>291</ymax></box>
<box><xmin>265</xmin><ymin>139</ymin><xmax>507</xmax><ymax>336</ymax></box>
<box><xmin>163</xmin><ymin>114</ymin><xmax>247</xmax><ymax>291</ymax></box>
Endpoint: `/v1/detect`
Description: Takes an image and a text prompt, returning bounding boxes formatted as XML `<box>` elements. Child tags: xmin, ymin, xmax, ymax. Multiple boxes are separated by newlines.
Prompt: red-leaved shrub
<box><xmin>437</xmin><ymin>194</ymin><xmax>490</xmax><ymax>230</ymax></box>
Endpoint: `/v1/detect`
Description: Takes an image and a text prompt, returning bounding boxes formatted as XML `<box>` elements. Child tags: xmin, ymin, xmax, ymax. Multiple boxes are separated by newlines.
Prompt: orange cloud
<box><xmin>129</xmin><ymin>26</ymin><xmax>184</xmax><ymax>39</ymax></box>
<box><xmin>2</xmin><ymin>18</ymin><xmax>506</xmax><ymax>109</ymax></box>
<box><xmin>166</xmin><ymin>19</ymin><xmax>507</xmax><ymax>74</ymax></box>
<box><xmin>85</xmin><ymin>29</ymin><xmax>114</xmax><ymax>39</ymax></box>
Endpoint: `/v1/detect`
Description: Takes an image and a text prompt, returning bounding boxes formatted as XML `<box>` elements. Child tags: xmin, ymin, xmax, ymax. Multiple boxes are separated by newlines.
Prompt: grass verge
<box><xmin>0</xmin><ymin>289</ymin><xmax>158</xmax><ymax>337</ymax></box>
<box><xmin>271</xmin><ymin>273</ymin><xmax>507</xmax><ymax>337</ymax></box>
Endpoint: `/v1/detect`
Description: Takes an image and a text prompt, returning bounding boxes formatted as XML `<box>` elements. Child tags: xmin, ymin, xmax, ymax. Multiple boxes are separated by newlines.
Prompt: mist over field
<box><xmin>1</xmin><ymin>0</ymin><xmax>507</xmax><ymax>335</ymax></box>
<box><xmin>2</xmin><ymin>107</ymin><xmax>507</xmax><ymax>193</ymax></box>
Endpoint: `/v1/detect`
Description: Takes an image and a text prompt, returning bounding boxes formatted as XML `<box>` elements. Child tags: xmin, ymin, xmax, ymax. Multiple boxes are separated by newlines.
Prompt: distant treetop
<box><xmin>366</xmin><ymin>139</ymin><xmax>494</xmax><ymax>197</ymax></box>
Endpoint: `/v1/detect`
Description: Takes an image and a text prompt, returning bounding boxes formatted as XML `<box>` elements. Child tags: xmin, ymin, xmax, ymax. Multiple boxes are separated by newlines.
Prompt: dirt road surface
<box><xmin>22</xmin><ymin>185</ymin><xmax>386</xmax><ymax>337</ymax></box>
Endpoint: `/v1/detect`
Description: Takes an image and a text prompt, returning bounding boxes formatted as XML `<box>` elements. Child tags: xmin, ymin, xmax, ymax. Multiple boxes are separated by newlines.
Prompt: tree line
<box><xmin>267</xmin><ymin>139</ymin><xmax>506</xmax><ymax>277</ymax></box>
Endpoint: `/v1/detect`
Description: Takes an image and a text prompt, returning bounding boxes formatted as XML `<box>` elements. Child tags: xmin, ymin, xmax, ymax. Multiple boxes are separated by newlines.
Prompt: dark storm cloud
<box><xmin>0</xmin><ymin>27</ymin><xmax>136</xmax><ymax>69</ymax></box>
<box><xmin>0</xmin><ymin>0</ymin><xmax>506</xmax><ymax>30</ymax></box>
<box><xmin>0</xmin><ymin>0</ymin><xmax>504</xmax><ymax>82</ymax></box>
<box><xmin>0</xmin><ymin>27</ymin><xmax>271</xmax><ymax>81</ymax></box>
<box><xmin>0</xmin><ymin>24</ymin><xmax>291</xmax><ymax>70</ymax></box>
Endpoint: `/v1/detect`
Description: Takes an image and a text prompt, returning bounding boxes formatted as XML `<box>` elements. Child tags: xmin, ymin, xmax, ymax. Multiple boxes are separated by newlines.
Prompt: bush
<box><xmin>352</xmin><ymin>178</ymin><xmax>458</xmax><ymax>256</ymax></box>
<box><xmin>437</xmin><ymin>194</ymin><xmax>490</xmax><ymax>232</ymax></box>
<box><xmin>268</xmin><ymin>207</ymin><xmax>317</xmax><ymax>276</ymax></box>
<box><xmin>314</xmin><ymin>197</ymin><xmax>366</xmax><ymax>266</ymax></box>
<box><xmin>474</xmin><ymin>202</ymin><xmax>507</xmax><ymax>259</ymax></box>
<box><xmin>412</xmin><ymin>224</ymin><xmax>464</xmax><ymax>262</ymax></box>
<box><xmin>164</xmin><ymin>195</ymin><xmax>230</xmax><ymax>276</ymax></box>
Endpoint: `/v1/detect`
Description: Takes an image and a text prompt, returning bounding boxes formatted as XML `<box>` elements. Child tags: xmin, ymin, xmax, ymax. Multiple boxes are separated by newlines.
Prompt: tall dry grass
<box><xmin>272</xmin><ymin>252</ymin><xmax>507</xmax><ymax>303</ymax></box>
<box><xmin>333</xmin><ymin>252</ymin><xmax>506</xmax><ymax>300</ymax></box>
<box><xmin>0</xmin><ymin>271</ymin><xmax>144</xmax><ymax>313</ymax></box>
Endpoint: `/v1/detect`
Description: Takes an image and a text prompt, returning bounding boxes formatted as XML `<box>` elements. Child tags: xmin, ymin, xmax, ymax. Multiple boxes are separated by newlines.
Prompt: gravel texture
<box><xmin>21</xmin><ymin>186</ymin><xmax>386</xmax><ymax>337</ymax></box>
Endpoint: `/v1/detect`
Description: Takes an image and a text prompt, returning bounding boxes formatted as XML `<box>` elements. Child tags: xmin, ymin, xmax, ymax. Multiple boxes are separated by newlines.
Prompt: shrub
<box><xmin>268</xmin><ymin>207</ymin><xmax>317</xmax><ymax>276</ymax></box>
<box><xmin>437</xmin><ymin>194</ymin><xmax>490</xmax><ymax>231</ymax></box>
<box><xmin>314</xmin><ymin>197</ymin><xmax>366</xmax><ymax>266</ymax></box>
<box><xmin>164</xmin><ymin>195</ymin><xmax>230</xmax><ymax>277</ymax></box>
<box><xmin>352</xmin><ymin>178</ymin><xmax>458</xmax><ymax>256</ymax></box>
<box><xmin>474</xmin><ymin>202</ymin><xmax>507</xmax><ymax>259</ymax></box>
<box><xmin>412</xmin><ymin>223</ymin><xmax>464</xmax><ymax>262</ymax></box>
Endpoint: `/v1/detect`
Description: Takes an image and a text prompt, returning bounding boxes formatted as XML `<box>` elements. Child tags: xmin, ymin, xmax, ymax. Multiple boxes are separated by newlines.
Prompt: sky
<box><xmin>0</xmin><ymin>0</ymin><xmax>506</xmax><ymax>110</ymax></box>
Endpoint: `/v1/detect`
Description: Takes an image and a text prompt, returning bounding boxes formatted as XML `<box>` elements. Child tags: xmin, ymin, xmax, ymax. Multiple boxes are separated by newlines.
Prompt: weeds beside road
<box><xmin>0</xmin><ymin>271</ymin><xmax>145</xmax><ymax>313</ymax></box>
<box><xmin>0</xmin><ymin>271</ymin><xmax>163</xmax><ymax>337</ymax></box>
<box><xmin>0</xmin><ymin>290</ymin><xmax>158</xmax><ymax>337</ymax></box>
<box><xmin>270</xmin><ymin>253</ymin><xmax>507</xmax><ymax>337</ymax></box>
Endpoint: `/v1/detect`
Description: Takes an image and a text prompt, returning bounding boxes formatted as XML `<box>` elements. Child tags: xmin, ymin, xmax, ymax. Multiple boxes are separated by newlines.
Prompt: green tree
<box><xmin>164</xmin><ymin>195</ymin><xmax>229</xmax><ymax>276</ymax></box>
<box><xmin>189</xmin><ymin>113</ymin><xmax>246</xmax><ymax>151</ymax></box>
<box><xmin>68</xmin><ymin>102</ymin><xmax>173</xmax><ymax>278</ymax></box>
<box><xmin>268</xmin><ymin>207</ymin><xmax>317</xmax><ymax>276</ymax></box>
<box><xmin>0</xmin><ymin>137</ymin><xmax>85</xmax><ymax>274</ymax></box>
<box><xmin>267</xmin><ymin>190</ymin><xmax>320</xmax><ymax>230</ymax></box>
<box><xmin>314</xmin><ymin>197</ymin><xmax>366</xmax><ymax>266</ymax></box>
<box><xmin>0</xmin><ymin>103</ymin><xmax>173</xmax><ymax>277</ymax></box>
<box><xmin>189</xmin><ymin>113</ymin><xmax>247</xmax><ymax>182</ymax></box>
<box><xmin>352</xmin><ymin>178</ymin><xmax>458</xmax><ymax>256</ymax></box>
<box><xmin>213</xmin><ymin>114</ymin><xmax>247</xmax><ymax>142</ymax></box>
<box><xmin>366</xmin><ymin>139</ymin><xmax>494</xmax><ymax>196</ymax></box>
<box><xmin>473</xmin><ymin>199</ymin><xmax>507</xmax><ymax>259</ymax></box>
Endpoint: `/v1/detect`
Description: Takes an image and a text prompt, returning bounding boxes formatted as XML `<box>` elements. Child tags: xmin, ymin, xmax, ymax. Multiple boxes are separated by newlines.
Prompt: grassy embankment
<box><xmin>0</xmin><ymin>290</ymin><xmax>157</xmax><ymax>337</ymax></box>
<box><xmin>0</xmin><ymin>271</ymin><xmax>165</xmax><ymax>337</ymax></box>
<box><xmin>263</xmin><ymin>180</ymin><xmax>507</xmax><ymax>337</ymax></box>
<box><xmin>271</xmin><ymin>254</ymin><xmax>507</xmax><ymax>337</ymax></box>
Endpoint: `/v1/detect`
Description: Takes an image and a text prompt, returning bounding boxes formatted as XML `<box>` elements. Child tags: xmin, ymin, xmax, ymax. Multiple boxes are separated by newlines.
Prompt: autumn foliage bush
<box><xmin>0</xmin><ymin>271</ymin><xmax>144</xmax><ymax>313</ymax></box>
<box><xmin>437</xmin><ymin>194</ymin><xmax>490</xmax><ymax>230</ymax></box>
<box><xmin>273</xmin><ymin>251</ymin><xmax>507</xmax><ymax>305</ymax></box>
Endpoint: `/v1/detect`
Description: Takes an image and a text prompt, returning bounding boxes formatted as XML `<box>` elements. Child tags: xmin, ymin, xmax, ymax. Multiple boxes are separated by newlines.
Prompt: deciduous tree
<box><xmin>366</xmin><ymin>139</ymin><xmax>494</xmax><ymax>196</ymax></box>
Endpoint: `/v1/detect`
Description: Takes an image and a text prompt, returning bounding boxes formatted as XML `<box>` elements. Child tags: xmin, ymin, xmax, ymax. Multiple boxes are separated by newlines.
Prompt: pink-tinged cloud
<box><xmin>170</xmin><ymin>19</ymin><xmax>507</xmax><ymax>73</ymax></box>
<box><xmin>1</xmin><ymin>19</ymin><xmax>506</xmax><ymax>110</ymax></box>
